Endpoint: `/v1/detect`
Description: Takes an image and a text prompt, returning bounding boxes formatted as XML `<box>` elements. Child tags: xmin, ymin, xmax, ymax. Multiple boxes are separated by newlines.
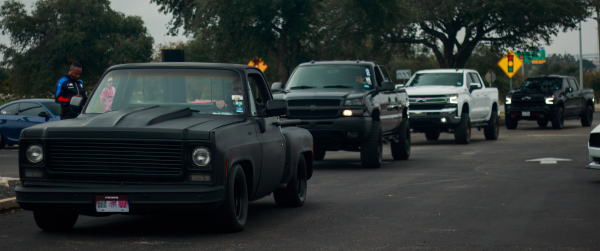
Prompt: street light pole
<box><xmin>580</xmin><ymin>21</ymin><xmax>584</xmax><ymax>88</ymax></box>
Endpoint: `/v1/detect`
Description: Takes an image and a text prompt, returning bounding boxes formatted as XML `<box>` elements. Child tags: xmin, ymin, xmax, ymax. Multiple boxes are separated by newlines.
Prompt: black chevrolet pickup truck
<box><xmin>505</xmin><ymin>75</ymin><xmax>594</xmax><ymax>129</ymax></box>
<box><xmin>16</xmin><ymin>63</ymin><xmax>313</xmax><ymax>232</ymax></box>
<box><xmin>272</xmin><ymin>61</ymin><xmax>410</xmax><ymax>168</ymax></box>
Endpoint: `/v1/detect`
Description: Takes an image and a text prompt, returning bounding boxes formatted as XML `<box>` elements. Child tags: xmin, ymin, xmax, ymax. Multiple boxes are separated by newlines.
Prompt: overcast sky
<box><xmin>0</xmin><ymin>0</ymin><xmax>598</xmax><ymax>58</ymax></box>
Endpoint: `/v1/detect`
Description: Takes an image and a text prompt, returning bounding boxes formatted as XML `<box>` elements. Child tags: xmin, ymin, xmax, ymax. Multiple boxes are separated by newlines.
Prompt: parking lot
<box><xmin>1</xmin><ymin>117</ymin><xmax>600</xmax><ymax>250</ymax></box>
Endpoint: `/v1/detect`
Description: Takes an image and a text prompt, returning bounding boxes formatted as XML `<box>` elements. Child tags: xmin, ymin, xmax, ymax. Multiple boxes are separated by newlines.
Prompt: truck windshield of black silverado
<box><xmin>273</xmin><ymin>61</ymin><xmax>411</xmax><ymax>169</ymax></box>
<box><xmin>17</xmin><ymin>63</ymin><xmax>314</xmax><ymax>233</ymax></box>
<box><xmin>505</xmin><ymin>75</ymin><xmax>594</xmax><ymax>130</ymax></box>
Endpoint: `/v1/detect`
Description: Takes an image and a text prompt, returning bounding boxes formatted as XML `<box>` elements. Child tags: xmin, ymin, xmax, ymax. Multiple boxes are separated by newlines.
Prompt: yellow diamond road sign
<box><xmin>497</xmin><ymin>50</ymin><xmax>522</xmax><ymax>78</ymax></box>
<box><xmin>248</xmin><ymin>57</ymin><xmax>268</xmax><ymax>72</ymax></box>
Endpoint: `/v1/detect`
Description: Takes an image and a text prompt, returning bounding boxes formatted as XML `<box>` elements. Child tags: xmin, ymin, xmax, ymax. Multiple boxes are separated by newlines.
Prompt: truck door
<box><xmin>467</xmin><ymin>73</ymin><xmax>486</xmax><ymax>120</ymax></box>
<box><xmin>566</xmin><ymin>79</ymin><xmax>583</xmax><ymax>116</ymax></box>
<box><xmin>375</xmin><ymin>66</ymin><xmax>399</xmax><ymax>132</ymax></box>
<box><xmin>246</xmin><ymin>69</ymin><xmax>286</xmax><ymax>198</ymax></box>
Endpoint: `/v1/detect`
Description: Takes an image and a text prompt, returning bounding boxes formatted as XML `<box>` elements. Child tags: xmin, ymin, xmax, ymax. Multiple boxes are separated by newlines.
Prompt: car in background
<box><xmin>587</xmin><ymin>125</ymin><xmax>600</xmax><ymax>170</ymax></box>
<box><xmin>0</xmin><ymin>99</ymin><xmax>61</xmax><ymax>148</ymax></box>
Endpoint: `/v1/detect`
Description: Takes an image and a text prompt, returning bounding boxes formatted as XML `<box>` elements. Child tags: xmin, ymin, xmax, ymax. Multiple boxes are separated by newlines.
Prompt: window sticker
<box><xmin>366</xmin><ymin>78</ymin><xmax>372</xmax><ymax>85</ymax></box>
<box><xmin>457</xmin><ymin>82</ymin><xmax>462</xmax><ymax>86</ymax></box>
<box><xmin>236</xmin><ymin>107</ymin><xmax>243</xmax><ymax>112</ymax></box>
<box><xmin>364</xmin><ymin>84</ymin><xmax>370</xmax><ymax>89</ymax></box>
<box><xmin>365</xmin><ymin>68</ymin><xmax>371</xmax><ymax>76</ymax></box>
<box><xmin>232</xmin><ymin>95</ymin><xmax>243</xmax><ymax>107</ymax></box>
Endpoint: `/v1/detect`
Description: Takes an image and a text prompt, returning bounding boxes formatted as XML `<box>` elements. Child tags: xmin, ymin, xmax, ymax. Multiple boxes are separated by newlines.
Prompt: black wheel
<box><xmin>425</xmin><ymin>131</ymin><xmax>440</xmax><ymax>141</ymax></box>
<box><xmin>552</xmin><ymin>107</ymin><xmax>565</xmax><ymax>129</ymax></box>
<box><xmin>33</xmin><ymin>211</ymin><xmax>78</xmax><ymax>231</ymax></box>
<box><xmin>505</xmin><ymin>115</ymin><xmax>518</xmax><ymax>130</ymax></box>
<box><xmin>581</xmin><ymin>105</ymin><xmax>594</xmax><ymax>127</ymax></box>
<box><xmin>537</xmin><ymin>119</ymin><xmax>548</xmax><ymax>128</ymax></box>
<box><xmin>274</xmin><ymin>155</ymin><xmax>307</xmax><ymax>207</ymax></box>
<box><xmin>313</xmin><ymin>150</ymin><xmax>326</xmax><ymax>161</ymax></box>
<box><xmin>213</xmin><ymin>164</ymin><xmax>248</xmax><ymax>232</ymax></box>
<box><xmin>484</xmin><ymin>112</ymin><xmax>500</xmax><ymax>140</ymax></box>
<box><xmin>361</xmin><ymin>121</ymin><xmax>382</xmax><ymax>168</ymax></box>
<box><xmin>391</xmin><ymin>119</ymin><xmax>410</xmax><ymax>160</ymax></box>
<box><xmin>454</xmin><ymin>113</ymin><xmax>471</xmax><ymax>144</ymax></box>
<box><xmin>0</xmin><ymin>131</ymin><xmax>5</xmax><ymax>149</ymax></box>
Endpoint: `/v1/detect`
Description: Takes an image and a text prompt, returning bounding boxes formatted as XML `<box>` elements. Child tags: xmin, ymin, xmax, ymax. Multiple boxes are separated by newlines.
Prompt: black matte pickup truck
<box><xmin>272</xmin><ymin>61</ymin><xmax>410</xmax><ymax>169</ymax></box>
<box><xmin>505</xmin><ymin>75</ymin><xmax>594</xmax><ymax>129</ymax></box>
<box><xmin>16</xmin><ymin>63</ymin><xmax>313</xmax><ymax>232</ymax></box>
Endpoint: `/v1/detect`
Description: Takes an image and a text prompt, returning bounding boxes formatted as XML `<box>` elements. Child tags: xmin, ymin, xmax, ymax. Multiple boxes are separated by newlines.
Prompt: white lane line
<box><xmin>528</xmin><ymin>134</ymin><xmax>589</xmax><ymax>136</ymax></box>
<box><xmin>526</xmin><ymin>158</ymin><xmax>572</xmax><ymax>164</ymax></box>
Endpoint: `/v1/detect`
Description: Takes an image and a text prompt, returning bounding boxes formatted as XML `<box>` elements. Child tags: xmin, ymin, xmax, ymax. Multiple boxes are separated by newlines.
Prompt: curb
<box><xmin>0</xmin><ymin>197</ymin><xmax>18</xmax><ymax>210</ymax></box>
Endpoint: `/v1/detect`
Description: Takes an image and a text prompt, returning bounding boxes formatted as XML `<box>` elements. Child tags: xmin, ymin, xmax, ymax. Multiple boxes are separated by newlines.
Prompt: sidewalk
<box><xmin>0</xmin><ymin>177</ymin><xmax>20</xmax><ymax>210</ymax></box>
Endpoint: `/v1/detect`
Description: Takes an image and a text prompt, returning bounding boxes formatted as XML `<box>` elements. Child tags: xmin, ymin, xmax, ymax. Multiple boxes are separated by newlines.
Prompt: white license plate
<box><xmin>96</xmin><ymin>195</ymin><xmax>129</xmax><ymax>212</ymax></box>
<box><xmin>522</xmin><ymin>111</ymin><xmax>530</xmax><ymax>117</ymax></box>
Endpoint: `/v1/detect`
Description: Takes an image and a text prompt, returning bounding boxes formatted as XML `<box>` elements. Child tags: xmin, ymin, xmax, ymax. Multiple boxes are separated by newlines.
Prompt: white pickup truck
<box><xmin>398</xmin><ymin>69</ymin><xmax>500</xmax><ymax>144</ymax></box>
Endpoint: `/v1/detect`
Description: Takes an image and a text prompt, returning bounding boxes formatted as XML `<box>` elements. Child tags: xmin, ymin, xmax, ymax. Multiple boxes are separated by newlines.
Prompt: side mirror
<box><xmin>70</xmin><ymin>96</ymin><xmax>84</xmax><ymax>107</ymax></box>
<box><xmin>379</xmin><ymin>81</ymin><xmax>395</xmax><ymax>91</ymax></box>
<box><xmin>469</xmin><ymin>83</ymin><xmax>479</xmax><ymax>92</ymax></box>
<box><xmin>265</xmin><ymin>100</ymin><xmax>288</xmax><ymax>117</ymax></box>
<box><xmin>395</xmin><ymin>84</ymin><xmax>404</xmax><ymax>90</ymax></box>
<box><xmin>271</xmin><ymin>82</ymin><xmax>283</xmax><ymax>92</ymax></box>
<box><xmin>566</xmin><ymin>87</ymin><xmax>573</xmax><ymax>93</ymax></box>
<box><xmin>38</xmin><ymin>111</ymin><xmax>50</xmax><ymax>118</ymax></box>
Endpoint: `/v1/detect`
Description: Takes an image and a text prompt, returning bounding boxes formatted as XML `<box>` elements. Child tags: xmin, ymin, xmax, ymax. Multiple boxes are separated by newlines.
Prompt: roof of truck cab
<box><xmin>414</xmin><ymin>69</ymin><xmax>478</xmax><ymax>74</ymax></box>
<box><xmin>107</xmin><ymin>62</ymin><xmax>258</xmax><ymax>71</ymax></box>
<box><xmin>297</xmin><ymin>60</ymin><xmax>376</xmax><ymax>66</ymax></box>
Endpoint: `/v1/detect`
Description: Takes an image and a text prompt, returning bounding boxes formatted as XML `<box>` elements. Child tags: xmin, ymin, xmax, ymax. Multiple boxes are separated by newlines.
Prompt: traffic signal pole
<box><xmin>580</xmin><ymin>21</ymin><xmax>584</xmax><ymax>88</ymax></box>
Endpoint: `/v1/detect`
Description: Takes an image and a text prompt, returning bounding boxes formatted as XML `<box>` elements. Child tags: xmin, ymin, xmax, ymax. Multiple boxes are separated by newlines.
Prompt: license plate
<box><xmin>522</xmin><ymin>111</ymin><xmax>530</xmax><ymax>117</ymax></box>
<box><xmin>96</xmin><ymin>195</ymin><xmax>129</xmax><ymax>212</ymax></box>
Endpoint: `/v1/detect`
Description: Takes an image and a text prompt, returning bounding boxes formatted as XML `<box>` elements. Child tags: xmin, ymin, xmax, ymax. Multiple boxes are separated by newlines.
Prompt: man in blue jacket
<box><xmin>55</xmin><ymin>61</ymin><xmax>87</xmax><ymax>119</ymax></box>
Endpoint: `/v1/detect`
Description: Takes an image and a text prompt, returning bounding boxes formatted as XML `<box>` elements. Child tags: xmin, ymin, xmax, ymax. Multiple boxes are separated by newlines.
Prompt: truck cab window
<box><xmin>247</xmin><ymin>73</ymin><xmax>271</xmax><ymax>115</ymax></box>
<box><xmin>568</xmin><ymin>79</ymin><xmax>579</xmax><ymax>91</ymax></box>
<box><xmin>469</xmin><ymin>73</ymin><xmax>482</xmax><ymax>89</ymax></box>
<box><xmin>374</xmin><ymin>66</ymin><xmax>384</xmax><ymax>86</ymax></box>
<box><xmin>379</xmin><ymin>66</ymin><xmax>392</xmax><ymax>82</ymax></box>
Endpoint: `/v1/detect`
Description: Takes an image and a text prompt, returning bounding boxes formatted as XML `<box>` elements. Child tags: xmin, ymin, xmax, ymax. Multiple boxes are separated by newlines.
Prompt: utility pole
<box><xmin>580</xmin><ymin>21</ymin><xmax>584</xmax><ymax>88</ymax></box>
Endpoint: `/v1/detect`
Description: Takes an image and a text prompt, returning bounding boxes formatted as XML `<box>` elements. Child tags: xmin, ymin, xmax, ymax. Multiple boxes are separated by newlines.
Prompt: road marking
<box><xmin>528</xmin><ymin>134</ymin><xmax>588</xmax><ymax>137</ymax></box>
<box><xmin>526</xmin><ymin>158</ymin><xmax>572</xmax><ymax>164</ymax></box>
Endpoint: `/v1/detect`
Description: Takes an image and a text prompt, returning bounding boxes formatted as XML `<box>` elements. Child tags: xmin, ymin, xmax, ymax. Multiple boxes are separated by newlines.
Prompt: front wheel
<box><xmin>505</xmin><ymin>115</ymin><xmax>518</xmax><ymax>130</ymax></box>
<box><xmin>33</xmin><ymin>211</ymin><xmax>78</xmax><ymax>231</ymax></box>
<box><xmin>484</xmin><ymin>112</ymin><xmax>499</xmax><ymax>140</ymax></box>
<box><xmin>581</xmin><ymin>105</ymin><xmax>594</xmax><ymax>127</ymax></box>
<box><xmin>274</xmin><ymin>155</ymin><xmax>307</xmax><ymax>207</ymax></box>
<box><xmin>552</xmin><ymin>107</ymin><xmax>565</xmax><ymax>129</ymax></box>
<box><xmin>454</xmin><ymin>113</ymin><xmax>471</xmax><ymax>144</ymax></box>
<box><xmin>212</xmin><ymin>164</ymin><xmax>248</xmax><ymax>232</ymax></box>
<box><xmin>361</xmin><ymin>121</ymin><xmax>382</xmax><ymax>168</ymax></box>
<box><xmin>391</xmin><ymin>119</ymin><xmax>410</xmax><ymax>160</ymax></box>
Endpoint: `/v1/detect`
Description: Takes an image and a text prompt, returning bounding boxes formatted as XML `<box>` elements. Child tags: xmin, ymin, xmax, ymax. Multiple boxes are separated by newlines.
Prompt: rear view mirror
<box><xmin>566</xmin><ymin>87</ymin><xmax>573</xmax><ymax>93</ymax></box>
<box><xmin>271</xmin><ymin>82</ymin><xmax>284</xmax><ymax>92</ymax></box>
<box><xmin>469</xmin><ymin>83</ymin><xmax>479</xmax><ymax>92</ymax></box>
<box><xmin>38</xmin><ymin>111</ymin><xmax>50</xmax><ymax>118</ymax></box>
<box><xmin>379</xmin><ymin>81</ymin><xmax>395</xmax><ymax>91</ymax></box>
<box><xmin>70</xmin><ymin>96</ymin><xmax>84</xmax><ymax>107</ymax></box>
<box><xmin>265</xmin><ymin>100</ymin><xmax>288</xmax><ymax>117</ymax></box>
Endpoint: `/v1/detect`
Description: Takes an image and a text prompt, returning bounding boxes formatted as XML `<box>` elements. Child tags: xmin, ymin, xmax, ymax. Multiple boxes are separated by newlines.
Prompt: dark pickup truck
<box><xmin>272</xmin><ymin>61</ymin><xmax>411</xmax><ymax>169</ymax></box>
<box><xmin>505</xmin><ymin>75</ymin><xmax>594</xmax><ymax>129</ymax></box>
<box><xmin>16</xmin><ymin>63</ymin><xmax>313</xmax><ymax>232</ymax></box>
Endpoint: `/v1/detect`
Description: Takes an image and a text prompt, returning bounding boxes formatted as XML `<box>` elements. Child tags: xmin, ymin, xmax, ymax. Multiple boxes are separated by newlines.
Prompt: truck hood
<box><xmin>509</xmin><ymin>89</ymin><xmax>555</xmax><ymax>99</ymax></box>
<box><xmin>274</xmin><ymin>88</ymin><xmax>370</xmax><ymax>100</ymax></box>
<box><xmin>404</xmin><ymin>86</ymin><xmax>468</xmax><ymax>96</ymax></box>
<box><xmin>22</xmin><ymin>106</ymin><xmax>244</xmax><ymax>140</ymax></box>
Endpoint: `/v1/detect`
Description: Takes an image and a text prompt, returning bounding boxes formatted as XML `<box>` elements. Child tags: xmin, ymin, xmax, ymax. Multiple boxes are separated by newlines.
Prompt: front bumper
<box><xmin>294</xmin><ymin>116</ymin><xmax>372</xmax><ymax>148</ymax></box>
<box><xmin>587</xmin><ymin>146</ymin><xmax>600</xmax><ymax>170</ymax></box>
<box><xmin>16</xmin><ymin>182</ymin><xmax>224</xmax><ymax>214</ymax></box>
<box><xmin>409</xmin><ymin>108</ymin><xmax>461</xmax><ymax>128</ymax></box>
<box><xmin>505</xmin><ymin>106</ymin><xmax>554</xmax><ymax>121</ymax></box>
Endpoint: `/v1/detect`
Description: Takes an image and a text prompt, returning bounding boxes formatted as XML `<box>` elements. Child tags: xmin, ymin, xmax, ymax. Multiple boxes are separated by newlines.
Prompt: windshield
<box><xmin>286</xmin><ymin>65</ymin><xmax>375</xmax><ymax>90</ymax></box>
<box><xmin>85</xmin><ymin>69</ymin><xmax>244</xmax><ymax>115</ymax></box>
<box><xmin>407</xmin><ymin>73</ymin><xmax>464</xmax><ymax>87</ymax></box>
<box><xmin>42</xmin><ymin>102</ymin><xmax>61</xmax><ymax>116</ymax></box>
<box><xmin>519</xmin><ymin>78</ymin><xmax>562</xmax><ymax>92</ymax></box>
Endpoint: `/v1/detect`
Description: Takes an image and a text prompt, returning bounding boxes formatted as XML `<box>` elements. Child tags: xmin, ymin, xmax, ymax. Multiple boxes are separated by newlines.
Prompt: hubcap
<box><xmin>234</xmin><ymin>178</ymin><xmax>242</xmax><ymax>219</ymax></box>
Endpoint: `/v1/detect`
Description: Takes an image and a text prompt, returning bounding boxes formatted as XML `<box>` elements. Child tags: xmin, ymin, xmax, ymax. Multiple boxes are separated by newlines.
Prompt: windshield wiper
<box><xmin>323</xmin><ymin>85</ymin><xmax>353</xmax><ymax>88</ymax></box>
<box><xmin>290</xmin><ymin>85</ymin><xmax>316</xmax><ymax>89</ymax></box>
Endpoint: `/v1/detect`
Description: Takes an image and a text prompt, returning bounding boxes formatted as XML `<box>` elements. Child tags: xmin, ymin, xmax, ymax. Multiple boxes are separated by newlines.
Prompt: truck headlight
<box><xmin>192</xmin><ymin>147</ymin><xmax>211</xmax><ymax>166</ymax></box>
<box><xmin>26</xmin><ymin>144</ymin><xmax>43</xmax><ymax>163</ymax></box>
<box><xmin>449</xmin><ymin>94</ymin><xmax>458</xmax><ymax>104</ymax></box>
<box><xmin>506</xmin><ymin>97</ymin><xmax>512</xmax><ymax>105</ymax></box>
<box><xmin>344</xmin><ymin>99</ymin><xmax>363</xmax><ymax>106</ymax></box>
<box><xmin>545</xmin><ymin>95</ymin><xmax>554</xmax><ymax>105</ymax></box>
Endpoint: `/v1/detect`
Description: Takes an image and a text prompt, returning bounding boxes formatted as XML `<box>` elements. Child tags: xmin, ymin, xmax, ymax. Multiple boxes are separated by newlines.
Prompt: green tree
<box><xmin>381</xmin><ymin>0</ymin><xmax>590</xmax><ymax>68</ymax></box>
<box><xmin>0</xmin><ymin>0</ymin><xmax>154</xmax><ymax>96</ymax></box>
<box><xmin>152</xmin><ymin>0</ymin><xmax>323</xmax><ymax>82</ymax></box>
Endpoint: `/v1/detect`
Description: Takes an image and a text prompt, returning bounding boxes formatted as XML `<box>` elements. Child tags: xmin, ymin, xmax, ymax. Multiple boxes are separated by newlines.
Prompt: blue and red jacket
<box><xmin>55</xmin><ymin>74</ymin><xmax>87</xmax><ymax>105</ymax></box>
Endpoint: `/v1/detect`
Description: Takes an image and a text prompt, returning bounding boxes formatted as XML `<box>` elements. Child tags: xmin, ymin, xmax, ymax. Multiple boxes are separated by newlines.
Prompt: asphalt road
<box><xmin>1</xmin><ymin>117</ymin><xmax>600</xmax><ymax>250</ymax></box>
<box><xmin>0</xmin><ymin>145</ymin><xmax>18</xmax><ymax>178</ymax></box>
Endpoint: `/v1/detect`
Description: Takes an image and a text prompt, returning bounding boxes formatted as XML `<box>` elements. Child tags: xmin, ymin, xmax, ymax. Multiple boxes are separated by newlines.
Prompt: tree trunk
<box><xmin>597</xmin><ymin>7</ymin><xmax>600</xmax><ymax>72</ymax></box>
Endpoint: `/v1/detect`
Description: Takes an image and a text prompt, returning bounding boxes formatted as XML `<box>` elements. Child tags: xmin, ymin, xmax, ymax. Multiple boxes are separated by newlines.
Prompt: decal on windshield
<box><xmin>366</xmin><ymin>78</ymin><xmax>372</xmax><ymax>85</ymax></box>
<box><xmin>364</xmin><ymin>84</ymin><xmax>370</xmax><ymax>89</ymax></box>
<box><xmin>365</xmin><ymin>68</ymin><xmax>371</xmax><ymax>76</ymax></box>
<box><xmin>236</xmin><ymin>107</ymin><xmax>243</xmax><ymax>112</ymax></box>
<box><xmin>457</xmin><ymin>82</ymin><xmax>462</xmax><ymax>86</ymax></box>
<box><xmin>232</xmin><ymin>95</ymin><xmax>243</xmax><ymax>107</ymax></box>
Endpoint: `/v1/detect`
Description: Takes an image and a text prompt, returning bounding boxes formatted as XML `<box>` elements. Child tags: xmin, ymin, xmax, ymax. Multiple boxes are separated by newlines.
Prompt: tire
<box><xmin>212</xmin><ymin>164</ymin><xmax>248</xmax><ymax>232</ymax></box>
<box><xmin>391</xmin><ymin>119</ymin><xmax>411</xmax><ymax>160</ymax></box>
<box><xmin>33</xmin><ymin>211</ymin><xmax>78</xmax><ymax>231</ymax></box>
<box><xmin>454</xmin><ymin>113</ymin><xmax>471</xmax><ymax>144</ymax></box>
<box><xmin>274</xmin><ymin>155</ymin><xmax>307</xmax><ymax>207</ymax></box>
<box><xmin>361</xmin><ymin>121</ymin><xmax>382</xmax><ymax>168</ymax></box>
<box><xmin>581</xmin><ymin>105</ymin><xmax>594</xmax><ymax>127</ymax></box>
<box><xmin>552</xmin><ymin>107</ymin><xmax>565</xmax><ymax>129</ymax></box>
<box><xmin>505</xmin><ymin>115</ymin><xmax>518</xmax><ymax>130</ymax></box>
<box><xmin>537</xmin><ymin>119</ymin><xmax>548</xmax><ymax>128</ymax></box>
<box><xmin>425</xmin><ymin>131</ymin><xmax>440</xmax><ymax>141</ymax></box>
<box><xmin>0</xmin><ymin>131</ymin><xmax>5</xmax><ymax>149</ymax></box>
<box><xmin>313</xmin><ymin>150</ymin><xmax>326</xmax><ymax>161</ymax></box>
<box><xmin>484</xmin><ymin>112</ymin><xmax>500</xmax><ymax>140</ymax></box>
